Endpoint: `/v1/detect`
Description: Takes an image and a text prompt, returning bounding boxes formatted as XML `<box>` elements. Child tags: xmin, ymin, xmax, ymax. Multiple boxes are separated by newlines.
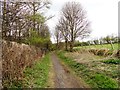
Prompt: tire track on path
<box><xmin>50</xmin><ymin>53</ymin><xmax>86</xmax><ymax>88</ymax></box>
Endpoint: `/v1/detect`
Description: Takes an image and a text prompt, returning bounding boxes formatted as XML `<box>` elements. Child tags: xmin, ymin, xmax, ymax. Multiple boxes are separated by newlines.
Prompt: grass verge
<box><xmin>57</xmin><ymin>51</ymin><xmax>118</xmax><ymax>88</ymax></box>
<box><xmin>102</xmin><ymin>59</ymin><xmax>120</xmax><ymax>64</ymax></box>
<box><xmin>22</xmin><ymin>53</ymin><xmax>51</xmax><ymax>88</ymax></box>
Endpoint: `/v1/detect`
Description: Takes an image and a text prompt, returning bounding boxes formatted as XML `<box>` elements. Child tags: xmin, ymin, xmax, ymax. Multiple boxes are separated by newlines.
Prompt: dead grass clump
<box><xmin>115</xmin><ymin>50</ymin><xmax>120</xmax><ymax>58</ymax></box>
<box><xmin>97</xmin><ymin>49</ymin><xmax>109</xmax><ymax>56</ymax></box>
<box><xmin>88</xmin><ymin>49</ymin><xmax>99</xmax><ymax>55</ymax></box>
<box><xmin>105</xmin><ymin>50</ymin><xmax>114</xmax><ymax>56</ymax></box>
<box><xmin>88</xmin><ymin>49</ymin><xmax>113</xmax><ymax>57</ymax></box>
<box><xmin>77</xmin><ymin>49</ymin><xmax>89</xmax><ymax>54</ymax></box>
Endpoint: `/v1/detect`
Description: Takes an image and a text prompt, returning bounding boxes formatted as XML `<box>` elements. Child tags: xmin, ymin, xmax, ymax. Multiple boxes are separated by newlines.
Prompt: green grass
<box><xmin>102</xmin><ymin>59</ymin><xmax>120</xmax><ymax>64</ymax></box>
<box><xmin>22</xmin><ymin>53</ymin><xmax>51</xmax><ymax>88</ymax></box>
<box><xmin>57</xmin><ymin>51</ymin><xmax>118</xmax><ymax>88</ymax></box>
<box><xmin>87</xmin><ymin>74</ymin><xmax>118</xmax><ymax>88</ymax></box>
<box><xmin>74</xmin><ymin>43</ymin><xmax>119</xmax><ymax>50</ymax></box>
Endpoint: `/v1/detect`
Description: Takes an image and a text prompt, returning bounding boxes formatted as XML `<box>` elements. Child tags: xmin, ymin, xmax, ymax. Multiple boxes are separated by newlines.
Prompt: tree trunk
<box><xmin>18</xmin><ymin>20</ymin><xmax>21</xmax><ymax>43</ymax></box>
<box><xmin>70</xmin><ymin>41</ymin><xmax>74</xmax><ymax>52</ymax></box>
<box><xmin>33</xmin><ymin>3</ymin><xmax>36</xmax><ymax>31</ymax></box>
<box><xmin>65</xmin><ymin>39</ymin><xmax>68</xmax><ymax>51</ymax></box>
<box><xmin>2</xmin><ymin>1</ymin><xmax>7</xmax><ymax>39</ymax></box>
<box><xmin>56</xmin><ymin>38</ymin><xmax>59</xmax><ymax>50</ymax></box>
<box><xmin>70</xmin><ymin>27</ymin><xmax>74</xmax><ymax>52</ymax></box>
<box><xmin>110</xmin><ymin>40</ymin><xmax>114</xmax><ymax>50</ymax></box>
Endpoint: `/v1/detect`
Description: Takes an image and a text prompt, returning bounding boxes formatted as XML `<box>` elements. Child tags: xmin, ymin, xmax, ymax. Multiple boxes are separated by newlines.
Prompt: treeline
<box><xmin>1</xmin><ymin>0</ymin><xmax>52</xmax><ymax>50</ymax></box>
<box><xmin>53</xmin><ymin>34</ymin><xmax>119</xmax><ymax>51</ymax></box>
<box><xmin>74</xmin><ymin>35</ymin><xmax>119</xmax><ymax>47</ymax></box>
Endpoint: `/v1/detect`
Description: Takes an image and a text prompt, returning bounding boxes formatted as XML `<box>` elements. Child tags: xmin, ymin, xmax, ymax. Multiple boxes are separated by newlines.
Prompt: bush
<box><xmin>74</xmin><ymin>41</ymin><xmax>89</xmax><ymax>47</ymax></box>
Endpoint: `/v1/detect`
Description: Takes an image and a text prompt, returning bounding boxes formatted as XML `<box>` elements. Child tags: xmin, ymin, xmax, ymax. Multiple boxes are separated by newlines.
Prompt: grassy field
<box><xmin>74</xmin><ymin>43</ymin><xmax>119</xmax><ymax>50</ymax></box>
<box><xmin>57</xmin><ymin>51</ymin><xmax>119</xmax><ymax>88</ymax></box>
<box><xmin>22</xmin><ymin>53</ymin><xmax>51</xmax><ymax>88</ymax></box>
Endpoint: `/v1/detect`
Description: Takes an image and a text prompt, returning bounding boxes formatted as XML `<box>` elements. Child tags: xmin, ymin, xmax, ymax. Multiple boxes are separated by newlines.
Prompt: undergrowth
<box><xmin>102</xmin><ymin>59</ymin><xmax>120</xmax><ymax>64</ymax></box>
<box><xmin>22</xmin><ymin>53</ymin><xmax>50</xmax><ymax>88</ymax></box>
<box><xmin>6</xmin><ymin>53</ymin><xmax>51</xmax><ymax>88</ymax></box>
<box><xmin>57</xmin><ymin>51</ymin><xmax>118</xmax><ymax>88</ymax></box>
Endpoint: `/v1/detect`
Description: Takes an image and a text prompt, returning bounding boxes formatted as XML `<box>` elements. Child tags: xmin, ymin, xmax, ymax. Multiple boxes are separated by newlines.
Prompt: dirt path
<box><xmin>50</xmin><ymin>53</ymin><xmax>87</xmax><ymax>88</ymax></box>
<box><xmin>0</xmin><ymin>61</ymin><xmax>2</xmax><ymax>88</ymax></box>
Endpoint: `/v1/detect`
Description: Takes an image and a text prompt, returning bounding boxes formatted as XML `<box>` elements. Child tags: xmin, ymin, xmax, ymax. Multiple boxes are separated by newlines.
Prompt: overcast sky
<box><xmin>46</xmin><ymin>0</ymin><xmax>119</xmax><ymax>43</ymax></box>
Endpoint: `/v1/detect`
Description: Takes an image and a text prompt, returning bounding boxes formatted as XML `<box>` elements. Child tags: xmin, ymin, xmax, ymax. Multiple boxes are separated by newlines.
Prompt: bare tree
<box><xmin>61</xmin><ymin>2</ymin><xmax>91</xmax><ymax>51</ymax></box>
<box><xmin>56</xmin><ymin>17</ymin><xmax>70</xmax><ymax>51</ymax></box>
<box><xmin>93</xmin><ymin>39</ymin><xmax>99</xmax><ymax>45</ymax></box>
<box><xmin>1</xmin><ymin>1</ymin><xmax>26</xmax><ymax>40</ymax></box>
<box><xmin>54</xmin><ymin>26</ymin><xmax>63</xmax><ymax>49</ymax></box>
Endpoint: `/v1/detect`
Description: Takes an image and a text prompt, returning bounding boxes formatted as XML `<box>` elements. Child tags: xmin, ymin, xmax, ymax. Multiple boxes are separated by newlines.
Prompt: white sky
<box><xmin>46</xmin><ymin>0</ymin><xmax>119</xmax><ymax>43</ymax></box>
